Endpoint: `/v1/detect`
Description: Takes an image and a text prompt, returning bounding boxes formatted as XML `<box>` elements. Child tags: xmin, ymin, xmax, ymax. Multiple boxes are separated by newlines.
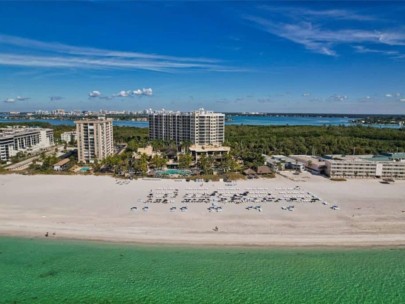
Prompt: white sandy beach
<box><xmin>1</xmin><ymin>174</ymin><xmax>404</xmax><ymax>247</ymax></box>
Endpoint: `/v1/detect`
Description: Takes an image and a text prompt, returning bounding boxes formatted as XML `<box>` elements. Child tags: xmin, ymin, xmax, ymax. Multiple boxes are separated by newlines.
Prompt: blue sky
<box><xmin>1</xmin><ymin>1</ymin><xmax>405</xmax><ymax>114</ymax></box>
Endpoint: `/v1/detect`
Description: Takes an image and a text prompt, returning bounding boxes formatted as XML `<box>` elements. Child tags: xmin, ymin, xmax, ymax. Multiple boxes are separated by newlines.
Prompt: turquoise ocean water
<box><xmin>1</xmin><ymin>237</ymin><xmax>404</xmax><ymax>303</ymax></box>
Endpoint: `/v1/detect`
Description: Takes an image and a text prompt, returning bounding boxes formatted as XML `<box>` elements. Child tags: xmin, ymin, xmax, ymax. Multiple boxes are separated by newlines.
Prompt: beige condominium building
<box><xmin>148</xmin><ymin>108</ymin><xmax>225</xmax><ymax>145</ymax></box>
<box><xmin>61</xmin><ymin>131</ymin><xmax>76</xmax><ymax>143</ymax></box>
<box><xmin>75</xmin><ymin>117</ymin><xmax>114</xmax><ymax>163</ymax></box>
<box><xmin>324</xmin><ymin>153</ymin><xmax>405</xmax><ymax>179</ymax></box>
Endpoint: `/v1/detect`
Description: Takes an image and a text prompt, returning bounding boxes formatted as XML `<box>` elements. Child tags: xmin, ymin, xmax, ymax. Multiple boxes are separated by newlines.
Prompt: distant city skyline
<box><xmin>1</xmin><ymin>1</ymin><xmax>405</xmax><ymax>114</ymax></box>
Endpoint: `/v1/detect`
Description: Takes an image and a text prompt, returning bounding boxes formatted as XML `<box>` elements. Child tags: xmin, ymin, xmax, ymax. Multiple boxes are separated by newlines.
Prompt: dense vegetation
<box><xmin>2</xmin><ymin>122</ymin><xmax>405</xmax><ymax>178</ymax></box>
<box><xmin>110</xmin><ymin>125</ymin><xmax>405</xmax><ymax>175</ymax></box>
<box><xmin>225</xmin><ymin>125</ymin><xmax>405</xmax><ymax>156</ymax></box>
<box><xmin>113</xmin><ymin>126</ymin><xmax>148</xmax><ymax>146</ymax></box>
<box><xmin>5</xmin><ymin>122</ymin><xmax>404</xmax><ymax>157</ymax></box>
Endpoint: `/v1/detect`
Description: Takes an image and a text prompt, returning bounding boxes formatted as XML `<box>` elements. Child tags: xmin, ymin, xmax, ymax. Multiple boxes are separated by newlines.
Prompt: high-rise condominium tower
<box><xmin>75</xmin><ymin>117</ymin><xmax>114</xmax><ymax>163</ymax></box>
<box><xmin>148</xmin><ymin>109</ymin><xmax>225</xmax><ymax>145</ymax></box>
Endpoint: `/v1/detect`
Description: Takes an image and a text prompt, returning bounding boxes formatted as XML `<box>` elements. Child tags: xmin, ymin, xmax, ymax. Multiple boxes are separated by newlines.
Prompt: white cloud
<box><xmin>116</xmin><ymin>90</ymin><xmax>129</xmax><ymax>98</ymax></box>
<box><xmin>261</xmin><ymin>6</ymin><xmax>376</xmax><ymax>21</ymax></box>
<box><xmin>353</xmin><ymin>46</ymin><xmax>402</xmax><ymax>58</ymax></box>
<box><xmin>89</xmin><ymin>88</ymin><xmax>153</xmax><ymax>100</ymax></box>
<box><xmin>89</xmin><ymin>90</ymin><xmax>101</xmax><ymax>98</ymax></box>
<box><xmin>3</xmin><ymin>96</ymin><xmax>30</xmax><ymax>103</ymax></box>
<box><xmin>16</xmin><ymin>96</ymin><xmax>30</xmax><ymax>101</ymax></box>
<box><xmin>400</xmin><ymin>98</ymin><xmax>405</xmax><ymax>102</ymax></box>
<box><xmin>0</xmin><ymin>34</ymin><xmax>242</xmax><ymax>72</ymax></box>
<box><xmin>0</xmin><ymin>54</ymin><xmax>209</xmax><ymax>71</ymax></box>
<box><xmin>3</xmin><ymin>98</ymin><xmax>16</xmax><ymax>103</ymax></box>
<box><xmin>245</xmin><ymin>14</ymin><xmax>405</xmax><ymax>56</ymax></box>
<box><xmin>385</xmin><ymin>93</ymin><xmax>393</xmax><ymax>97</ymax></box>
<box><xmin>327</xmin><ymin>94</ymin><xmax>348</xmax><ymax>102</ymax></box>
<box><xmin>115</xmin><ymin>88</ymin><xmax>153</xmax><ymax>98</ymax></box>
<box><xmin>0</xmin><ymin>34</ymin><xmax>217</xmax><ymax>63</ymax></box>
<box><xmin>300</xmin><ymin>9</ymin><xmax>374</xmax><ymax>21</ymax></box>
<box><xmin>139</xmin><ymin>88</ymin><xmax>153</xmax><ymax>96</ymax></box>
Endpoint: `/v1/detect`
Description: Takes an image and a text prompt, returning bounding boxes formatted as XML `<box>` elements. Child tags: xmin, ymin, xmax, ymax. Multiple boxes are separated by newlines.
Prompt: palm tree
<box><xmin>151</xmin><ymin>140</ymin><xmax>165</xmax><ymax>152</ymax></box>
<box><xmin>93</xmin><ymin>158</ymin><xmax>101</xmax><ymax>172</ymax></box>
<box><xmin>179</xmin><ymin>153</ymin><xmax>193</xmax><ymax>169</ymax></box>
<box><xmin>219</xmin><ymin>153</ymin><xmax>238</xmax><ymax>173</ymax></box>
<box><xmin>207</xmin><ymin>155</ymin><xmax>215</xmax><ymax>175</ymax></box>
<box><xmin>180</xmin><ymin>140</ymin><xmax>192</xmax><ymax>153</ymax></box>
<box><xmin>150</xmin><ymin>155</ymin><xmax>167</xmax><ymax>169</ymax></box>
<box><xmin>198</xmin><ymin>154</ymin><xmax>212</xmax><ymax>175</ymax></box>
<box><xmin>134</xmin><ymin>153</ymin><xmax>148</xmax><ymax>175</ymax></box>
<box><xmin>101</xmin><ymin>155</ymin><xmax>121</xmax><ymax>174</ymax></box>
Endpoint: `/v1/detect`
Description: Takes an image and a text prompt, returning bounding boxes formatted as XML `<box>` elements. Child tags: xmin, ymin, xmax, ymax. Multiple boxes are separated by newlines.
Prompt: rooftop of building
<box><xmin>149</xmin><ymin>108</ymin><xmax>224</xmax><ymax>116</ymax></box>
<box><xmin>135</xmin><ymin>145</ymin><xmax>156</xmax><ymax>156</ymax></box>
<box><xmin>54</xmin><ymin>158</ymin><xmax>70</xmax><ymax>167</ymax></box>
<box><xmin>0</xmin><ymin>127</ymin><xmax>52</xmax><ymax>139</ymax></box>
<box><xmin>133</xmin><ymin>145</ymin><xmax>161</xmax><ymax>159</ymax></box>
<box><xmin>324</xmin><ymin>152</ymin><xmax>405</xmax><ymax>163</ymax></box>
<box><xmin>266</xmin><ymin>155</ymin><xmax>298</xmax><ymax>164</ymax></box>
<box><xmin>189</xmin><ymin>144</ymin><xmax>230</xmax><ymax>152</ymax></box>
<box><xmin>75</xmin><ymin>117</ymin><xmax>113</xmax><ymax>123</ymax></box>
<box><xmin>290</xmin><ymin>155</ymin><xmax>326</xmax><ymax>166</ymax></box>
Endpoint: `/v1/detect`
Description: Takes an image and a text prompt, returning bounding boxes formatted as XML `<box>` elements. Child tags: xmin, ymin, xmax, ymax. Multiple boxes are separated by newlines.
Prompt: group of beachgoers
<box><xmin>129</xmin><ymin>184</ymin><xmax>340</xmax><ymax>213</ymax></box>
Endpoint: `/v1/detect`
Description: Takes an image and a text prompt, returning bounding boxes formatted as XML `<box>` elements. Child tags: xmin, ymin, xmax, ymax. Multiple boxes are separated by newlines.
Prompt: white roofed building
<box><xmin>0</xmin><ymin>127</ymin><xmax>54</xmax><ymax>162</ymax></box>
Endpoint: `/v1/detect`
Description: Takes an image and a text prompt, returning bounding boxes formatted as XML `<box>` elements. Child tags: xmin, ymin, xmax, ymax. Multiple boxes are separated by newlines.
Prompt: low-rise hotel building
<box><xmin>53</xmin><ymin>158</ymin><xmax>70</xmax><ymax>171</ymax></box>
<box><xmin>189</xmin><ymin>144</ymin><xmax>230</xmax><ymax>161</ymax></box>
<box><xmin>75</xmin><ymin>117</ymin><xmax>114</xmax><ymax>163</ymax></box>
<box><xmin>290</xmin><ymin>155</ymin><xmax>327</xmax><ymax>174</ymax></box>
<box><xmin>325</xmin><ymin>153</ymin><xmax>405</xmax><ymax>179</ymax></box>
<box><xmin>0</xmin><ymin>127</ymin><xmax>54</xmax><ymax>162</ymax></box>
<box><xmin>263</xmin><ymin>154</ymin><xmax>305</xmax><ymax>172</ymax></box>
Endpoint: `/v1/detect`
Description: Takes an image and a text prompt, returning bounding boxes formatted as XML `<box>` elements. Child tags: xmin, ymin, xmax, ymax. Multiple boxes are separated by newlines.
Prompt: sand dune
<box><xmin>1</xmin><ymin>174</ymin><xmax>404</xmax><ymax>247</ymax></box>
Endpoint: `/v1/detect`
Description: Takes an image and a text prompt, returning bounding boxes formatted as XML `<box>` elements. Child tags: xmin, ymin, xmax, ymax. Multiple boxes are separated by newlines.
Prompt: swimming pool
<box><xmin>155</xmin><ymin>169</ymin><xmax>191</xmax><ymax>176</ymax></box>
<box><xmin>80</xmin><ymin>167</ymin><xmax>90</xmax><ymax>172</ymax></box>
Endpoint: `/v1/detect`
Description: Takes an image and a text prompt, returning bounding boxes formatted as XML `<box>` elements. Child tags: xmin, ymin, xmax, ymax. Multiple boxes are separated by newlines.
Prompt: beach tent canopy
<box><xmin>243</xmin><ymin>168</ymin><xmax>256</xmax><ymax>175</ymax></box>
<box><xmin>256</xmin><ymin>166</ymin><xmax>272</xmax><ymax>175</ymax></box>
